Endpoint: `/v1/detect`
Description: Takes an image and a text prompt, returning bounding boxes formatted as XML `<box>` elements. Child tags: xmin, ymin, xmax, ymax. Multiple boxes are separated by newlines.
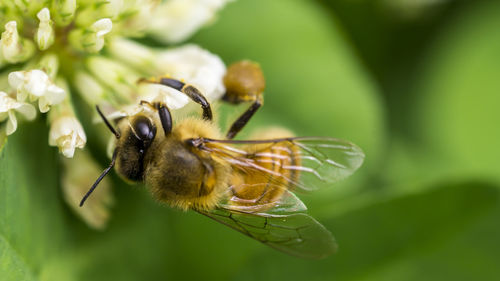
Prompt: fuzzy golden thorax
<box><xmin>142</xmin><ymin>117</ymin><xmax>231</xmax><ymax>211</ymax></box>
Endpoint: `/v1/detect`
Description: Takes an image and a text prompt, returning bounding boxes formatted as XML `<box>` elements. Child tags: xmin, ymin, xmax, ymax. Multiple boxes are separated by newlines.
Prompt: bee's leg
<box><xmin>224</xmin><ymin>95</ymin><xmax>263</xmax><ymax>139</ymax></box>
<box><xmin>138</xmin><ymin>78</ymin><xmax>212</xmax><ymax>121</ymax></box>
<box><xmin>156</xmin><ymin>103</ymin><xmax>173</xmax><ymax>135</ymax></box>
<box><xmin>140</xmin><ymin>100</ymin><xmax>173</xmax><ymax>135</ymax></box>
<box><xmin>139</xmin><ymin>100</ymin><xmax>155</xmax><ymax>109</ymax></box>
<box><xmin>180</xmin><ymin>83</ymin><xmax>213</xmax><ymax>121</ymax></box>
<box><xmin>222</xmin><ymin>61</ymin><xmax>266</xmax><ymax>139</ymax></box>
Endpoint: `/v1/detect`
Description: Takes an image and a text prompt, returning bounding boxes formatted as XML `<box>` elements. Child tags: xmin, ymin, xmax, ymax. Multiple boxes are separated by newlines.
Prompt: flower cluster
<box><xmin>0</xmin><ymin>0</ymin><xmax>230</xmax><ymax>155</ymax></box>
<box><xmin>0</xmin><ymin>0</ymin><xmax>231</xmax><ymax>228</ymax></box>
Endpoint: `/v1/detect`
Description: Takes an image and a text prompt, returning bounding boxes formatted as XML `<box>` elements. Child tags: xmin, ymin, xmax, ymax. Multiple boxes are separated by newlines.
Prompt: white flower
<box><xmin>138</xmin><ymin>84</ymin><xmax>191</xmax><ymax>110</ymax></box>
<box><xmin>39</xmin><ymin>85</ymin><xmax>67</xmax><ymax>113</ymax></box>
<box><xmin>82</xmin><ymin>18</ymin><xmax>113</xmax><ymax>53</ymax></box>
<box><xmin>148</xmin><ymin>0</ymin><xmax>232</xmax><ymax>43</ymax></box>
<box><xmin>0</xmin><ymin>22</ymin><xmax>20</xmax><ymax>62</ymax></box>
<box><xmin>8</xmin><ymin>69</ymin><xmax>66</xmax><ymax>113</ymax></box>
<box><xmin>0</xmin><ymin>21</ymin><xmax>35</xmax><ymax>63</ymax></box>
<box><xmin>107</xmin><ymin>41</ymin><xmax>226</xmax><ymax>109</ymax></box>
<box><xmin>0</xmin><ymin>0</ymin><xmax>232</xmax><ymax>227</ymax></box>
<box><xmin>0</xmin><ymin>91</ymin><xmax>36</xmax><ymax>135</ymax></box>
<box><xmin>92</xmin><ymin>18</ymin><xmax>113</xmax><ymax>50</ymax></box>
<box><xmin>49</xmin><ymin>116</ymin><xmax>87</xmax><ymax>158</ymax></box>
<box><xmin>9</xmin><ymin>70</ymin><xmax>48</xmax><ymax>99</ymax></box>
<box><xmin>151</xmin><ymin>44</ymin><xmax>226</xmax><ymax>104</ymax></box>
<box><xmin>35</xmin><ymin>8</ymin><xmax>55</xmax><ymax>50</ymax></box>
<box><xmin>104</xmin><ymin>103</ymin><xmax>147</xmax><ymax>122</ymax></box>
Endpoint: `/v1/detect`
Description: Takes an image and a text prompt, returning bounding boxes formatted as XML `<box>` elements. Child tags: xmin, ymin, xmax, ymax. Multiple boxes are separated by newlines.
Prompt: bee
<box><xmin>80</xmin><ymin>61</ymin><xmax>365</xmax><ymax>259</ymax></box>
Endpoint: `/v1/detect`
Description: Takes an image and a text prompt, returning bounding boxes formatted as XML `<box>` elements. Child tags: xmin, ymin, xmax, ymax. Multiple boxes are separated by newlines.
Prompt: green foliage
<box><xmin>0</xmin><ymin>121</ymin><xmax>75</xmax><ymax>281</ymax></box>
<box><xmin>193</xmin><ymin>0</ymin><xmax>386</xmax><ymax>174</ymax></box>
<box><xmin>1</xmin><ymin>0</ymin><xmax>499</xmax><ymax>280</ymax></box>
<box><xmin>413</xmin><ymin>1</ymin><xmax>500</xmax><ymax>183</ymax></box>
<box><xmin>232</xmin><ymin>182</ymin><xmax>500</xmax><ymax>281</ymax></box>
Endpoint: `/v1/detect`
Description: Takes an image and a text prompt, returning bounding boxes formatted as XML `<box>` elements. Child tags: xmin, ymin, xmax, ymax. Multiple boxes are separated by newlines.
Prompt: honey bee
<box><xmin>80</xmin><ymin>61</ymin><xmax>364</xmax><ymax>259</ymax></box>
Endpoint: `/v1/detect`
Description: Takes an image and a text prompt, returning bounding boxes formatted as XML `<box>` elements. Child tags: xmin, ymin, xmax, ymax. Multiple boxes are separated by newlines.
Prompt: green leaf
<box><xmin>229</xmin><ymin>181</ymin><xmax>500</xmax><ymax>281</ymax></box>
<box><xmin>192</xmin><ymin>0</ymin><xmax>386</xmax><ymax>178</ymax></box>
<box><xmin>0</xmin><ymin>120</ymin><xmax>76</xmax><ymax>281</ymax></box>
<box><xmin>0</xmin><ymin>125</ymin><xmax>6</xmax><ymax>152</ymax></box>
<box><xmin>411</xmin><ymin>1</ymin><xmax>500</xmax><ymax>183</ymax></box>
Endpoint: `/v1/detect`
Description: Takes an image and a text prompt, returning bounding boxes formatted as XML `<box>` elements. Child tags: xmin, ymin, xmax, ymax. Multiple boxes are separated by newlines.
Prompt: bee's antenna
<box><xmin>79</xmin><ymin>150</ymin><xmax>118</xmax><ymax>207</ymax></box>
<box><xmin>96</xmin><ymin>105</ymin><xmax>121</xmax><ymax>139</ymax></box>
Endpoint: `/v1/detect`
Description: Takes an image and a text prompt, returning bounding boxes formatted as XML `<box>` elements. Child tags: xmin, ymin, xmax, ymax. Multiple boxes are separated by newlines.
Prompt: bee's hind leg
<box><xmin>222</xmin><ymin>60</ymin><xmax>265</xmax><ymax>139</ymax></box>
<box><xmin>138</xmin><ymin>77</ymin><xmax>212</xmax><ymax>121</ymax></box>
<box><xmin>224</xmin><ymin>95</ymin><xmax>263</xmax><ymax>139</ymax></box>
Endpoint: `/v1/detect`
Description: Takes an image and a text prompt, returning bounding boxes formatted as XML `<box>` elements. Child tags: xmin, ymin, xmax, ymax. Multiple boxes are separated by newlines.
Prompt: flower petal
<box><xmin>7</xmin><ymin>71</ymin><xmax>24</xmax><ymax>88</ymax></box>
<box><xmin>49</xmin><ymin>116</ymin><xmax>87</xmax><ymax>158</ymax></box>
<box><xmin>138</xmin><ymin>83</ymin><xmax>190</xmax><ymax>109</ymax></box>
<box><xmin>148</xmin><ymin>0</ymin><xmax>231</xmax><ymax>43</ymax></box>
<box><xmin>6</xmin><ymin>110</ymin><xmax>17</xmax><ymax>135</ymax></box>
<box><xmin>35</xmin><ymin>8</ymin><xmax>55</xmax><ymax>50</ymax></box>
<box><xmin>0</xmin><ymin>91</ymin><xmax>12</xmax><ymax>112</ymax></box>
<box><xmin>14</xmin><ymin>103</ymin><xmax>36</xmax><ymax>120</ymax></box>
<box><xmin>0</xmin><ymin>21</ymin><xmax>35</xmax><ymax>63</ymax></box>
<box><xmin>155</xmin><ymin>44</ymin><xmax>226</xmax><ymax>101</ymax></box>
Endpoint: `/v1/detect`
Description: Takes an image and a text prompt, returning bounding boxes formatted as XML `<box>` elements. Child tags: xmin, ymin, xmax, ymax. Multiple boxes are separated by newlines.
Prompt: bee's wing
<box><xmin>197</xmin><ymin>205</ymin><xmax>337</xmax><ymax>259</ymax></box>
<box><xmin>197</xmin><ymin>137</ymin><xmax>365</xmax><ymax>192</ymax></box>
<box><xmin>194</xmin><ymin>137</ymin><xmax>361</xmax><ymax>258</ymax></box>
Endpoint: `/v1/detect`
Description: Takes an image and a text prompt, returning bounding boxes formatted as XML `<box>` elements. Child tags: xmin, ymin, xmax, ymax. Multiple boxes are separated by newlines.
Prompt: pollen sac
<box><xmin>223</xmin><ymin>60</ymin><xmax>265</xmax><ymax>103</ymax></box>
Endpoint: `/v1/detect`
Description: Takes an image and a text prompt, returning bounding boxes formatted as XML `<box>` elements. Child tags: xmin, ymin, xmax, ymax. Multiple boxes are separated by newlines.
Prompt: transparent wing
<box><xmin>191</xmin><ymin>137</ymin><xmax>356</xmax><ymax>258</ymax></box>
<box><xmin>220</xmin><ymin>187</ymin><xmax>307</xmax><ymax>214</ymax></box>
<box><xmin>197</xmin><ymin>207</ymin><xmax>337</xmax><ymax>259</ymax></box>
<box><xmin>195</xmin><ymin>137</ymin><xmax>365</xmax><ymax>192</ymax></box>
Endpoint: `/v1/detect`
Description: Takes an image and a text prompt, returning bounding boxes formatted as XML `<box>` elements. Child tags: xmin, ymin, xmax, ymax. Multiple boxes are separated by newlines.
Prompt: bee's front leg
<box><xmin>223</xmin><ymin>60</ymin><xmax>265</xmax><ymax>139</ymax></box>
<box><xmin>139</xmin><ymin>100</ymin><xmax>173</xmax><ymax>135</ymax></box>
<box><xmin>138</xmin><ymin>77</ymin><xmax>213</xmax><ymax>121</ymax></box>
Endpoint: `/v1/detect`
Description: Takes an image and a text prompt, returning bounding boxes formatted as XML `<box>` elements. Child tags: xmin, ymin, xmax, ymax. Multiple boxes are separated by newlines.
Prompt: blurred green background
<box><xmin>1</xmin><ymin>0</ymin><xmax>500</xmax><ymax>280</ymax></box>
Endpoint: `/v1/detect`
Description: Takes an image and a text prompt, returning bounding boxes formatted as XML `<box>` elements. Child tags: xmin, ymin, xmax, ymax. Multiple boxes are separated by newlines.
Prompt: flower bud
<box><xmin>49</xmin><ymin>113</ymin><xmax>87</xmax><ymax>158</ymax></box>
<box><xmin>38</xmin><ymin>53</ymin><xmax>59</xmax><ymax>79</ymax></box>
<box><xmin>74</xmin><ymin>71</ymin><xmax>108</xmax><ymax>106</ymax></box>
<box><xmin>35</xmin><ymin>8</ymin><xmax>55</xmax><ymax>50</ymax></box>
<box><xmin>113</xmin><ymin>0</ymin><xmax>158</xmax><ymax>36</ymax></box>
<box><xmin>81</xmin><ymin>18</ymin><xmax>113</xmax><ymax>53</ymax></box>
<box><xmin>108</xmin><ymin>37</ymin><xmax>156</xmax><ymax>74</ymax></box>
<box><xmin>0</xmin><ymin>21</ymin><xmax>35</xmax><ymax>63</ymax></box>
<box><xmin>53</xmin><ymin>0</ymin><xmax>77</xmax><ymax>26</ymax></box>
<box><xmin>86</xmin><ymin>56</ymin><xmax>140</xmax><ymax>103</ymax></box>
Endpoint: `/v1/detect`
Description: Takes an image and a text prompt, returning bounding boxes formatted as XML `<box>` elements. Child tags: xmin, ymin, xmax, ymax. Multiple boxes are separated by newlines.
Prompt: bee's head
<box><xmin>129</xmin><ymin>114</ymin><xmax>157</xmax><ymax>146</ymax></box>
<box><xmin>114</xmin><ymin>113</ymin><xmax>157</xmax><ymax>182</ymax></box>
<box><xmin>80</xmin><ymin>104</ymin><xmax>171</xmax><ymax>207</ymax></box>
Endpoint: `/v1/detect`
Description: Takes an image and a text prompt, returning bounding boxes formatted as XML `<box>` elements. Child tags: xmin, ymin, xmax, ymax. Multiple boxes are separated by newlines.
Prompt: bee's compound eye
<box><xmin>133</xmin><ymin>116</ymin><xmax>156</xmax><ymax>142</ymax></box>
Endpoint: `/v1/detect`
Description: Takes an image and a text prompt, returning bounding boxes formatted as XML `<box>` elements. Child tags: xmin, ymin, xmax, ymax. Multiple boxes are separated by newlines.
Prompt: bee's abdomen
<box><xmin>230</xmin><ymin>136</ymin><xmax>300</xmax><ymax>210</ymax></box>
